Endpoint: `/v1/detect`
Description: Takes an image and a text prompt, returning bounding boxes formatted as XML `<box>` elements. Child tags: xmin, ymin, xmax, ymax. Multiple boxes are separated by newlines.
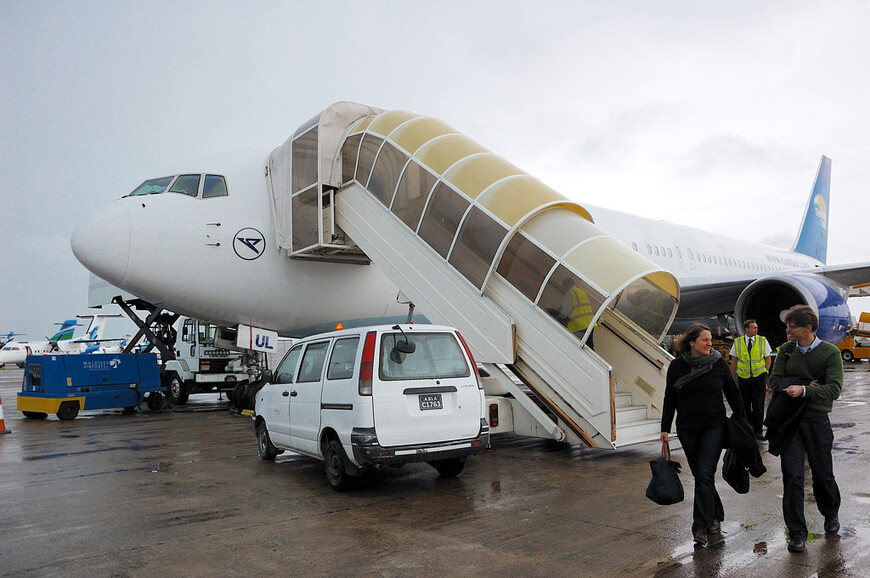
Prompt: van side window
<box><xmin>275</xmin><ymin>345</ymin><xmax>303</xmax><ymax>384</ymax></box>
<box><xmin>297</xmin><ymin>341</ymin><xmax>330</xmax><ymax>383</ymax></box>
<box><xmin>327</xmin><ymin>337</ymin><xmax>360</xmax><ymax>380</ymax></box>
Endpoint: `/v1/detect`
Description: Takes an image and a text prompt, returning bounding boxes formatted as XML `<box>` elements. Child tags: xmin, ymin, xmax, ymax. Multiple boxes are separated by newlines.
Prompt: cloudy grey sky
<box><xmin>2</xmin><ymin>1</ymin><xmax>869</xmax><ymax>339</ymax></box>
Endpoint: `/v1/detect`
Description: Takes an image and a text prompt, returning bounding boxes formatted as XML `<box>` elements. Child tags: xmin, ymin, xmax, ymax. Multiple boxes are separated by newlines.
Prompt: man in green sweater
<box><xmin>769</xmin><ymin>305</ymin><xmax>843</xmax><ymax>554</ymax></box>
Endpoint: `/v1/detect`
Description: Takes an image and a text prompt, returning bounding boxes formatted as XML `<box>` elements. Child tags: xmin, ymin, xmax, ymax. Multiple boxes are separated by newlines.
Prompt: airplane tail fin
<box><xmin>49</xmin><ymin>319</ymin><xmax>79</xmax><ymax>342</ymax></box>
<box><xmin>791</xmin><ymin>155</ymin><xmax>831</xmax><ymax>264</ymax></box>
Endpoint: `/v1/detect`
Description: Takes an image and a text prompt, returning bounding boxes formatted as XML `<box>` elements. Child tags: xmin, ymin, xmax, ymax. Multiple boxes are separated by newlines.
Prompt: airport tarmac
<box><xmin>1</xmin><ymin>365</ymin><xmax>869</xmax><ymax>577</ymax></box>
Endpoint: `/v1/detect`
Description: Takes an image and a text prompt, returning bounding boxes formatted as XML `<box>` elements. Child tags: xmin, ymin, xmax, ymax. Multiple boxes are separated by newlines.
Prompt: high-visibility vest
<box><xmin>735</xmin><ymin>335</ymin><xmax>767</xmax><ymax>378</ymax></box>
<box><xmin>567</xmin><ymin>287</ymin><xmax>594</xmax><ymax>333</ymax></box>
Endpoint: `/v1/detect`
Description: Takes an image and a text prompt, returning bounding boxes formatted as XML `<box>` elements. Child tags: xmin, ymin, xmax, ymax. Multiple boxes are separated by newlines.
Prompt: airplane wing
<box><xmin>820</xmin><ymin>263</ymin><xmax>870</xmax><ymax>297</ymax></box>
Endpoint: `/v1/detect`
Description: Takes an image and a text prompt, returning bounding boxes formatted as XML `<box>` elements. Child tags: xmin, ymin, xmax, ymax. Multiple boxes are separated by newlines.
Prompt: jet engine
<box><xmin>734</xmin><ymin>274</ymin><xmax>851</xmax><ymax>348</ymax></box>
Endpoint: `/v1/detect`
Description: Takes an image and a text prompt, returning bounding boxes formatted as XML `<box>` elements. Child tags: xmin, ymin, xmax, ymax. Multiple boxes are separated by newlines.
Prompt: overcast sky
<box><xmin>2</xmin><ymin>1</ymin><xmax>869</xmax><ymax>340</ymax></box>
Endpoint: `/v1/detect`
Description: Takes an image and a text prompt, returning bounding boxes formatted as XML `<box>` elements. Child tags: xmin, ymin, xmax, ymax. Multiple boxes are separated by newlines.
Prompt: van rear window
<box><xmin>379</xmin><ymin>332</ymin><xmax>470</xmax><ymax>380</ymax></box>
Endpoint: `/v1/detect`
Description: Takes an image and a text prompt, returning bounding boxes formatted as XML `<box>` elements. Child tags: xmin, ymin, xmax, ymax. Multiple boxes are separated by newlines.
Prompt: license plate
<box><xmin>419</xmin><ymin>393</ymin><xmax>443</xmax><ymax>411</ymax></box>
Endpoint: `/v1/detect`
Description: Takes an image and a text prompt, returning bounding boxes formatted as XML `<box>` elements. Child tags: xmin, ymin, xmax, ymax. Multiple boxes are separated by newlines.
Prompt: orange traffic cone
<box><xmin>0</xmin><ymin>394</ymin><xmax>10</xmax><ymax>434</ymax></box>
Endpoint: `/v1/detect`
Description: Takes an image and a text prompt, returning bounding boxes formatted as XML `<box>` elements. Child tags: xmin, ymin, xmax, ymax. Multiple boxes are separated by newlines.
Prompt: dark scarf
<box><xmin>673</xmin><ymin>349</ymin><xmax>722</xmax><ymax>389</ymax></box>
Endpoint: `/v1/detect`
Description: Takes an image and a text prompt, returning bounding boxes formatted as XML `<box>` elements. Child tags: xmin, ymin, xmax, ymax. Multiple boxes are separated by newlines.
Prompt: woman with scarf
<box><xmin>660</xmin><ymin>323</ymin><xmax>744</xmax><ymax>547</ymax></box>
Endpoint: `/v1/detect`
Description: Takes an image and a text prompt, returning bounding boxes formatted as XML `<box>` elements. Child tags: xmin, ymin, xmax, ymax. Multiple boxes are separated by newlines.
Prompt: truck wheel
<box><xmin>428</xmin><ymin>457</ymin><xmax>466</xmax><ymax>477</ymax></box>
<box><xmin>167</xmin><ymin>374</ymin><xmax>189</xmax><ymax>405</ymax></box>
<box><xmin>147</xmin><ymin>392</ymin><xmax>165</xmax><ymax>412</ymax></box>
<box><xmin>57</xmin><ymin>401</ymin><xmax>79</xmax><ymax>421</ymax></box>
<box><xmin>325</xmin><ymin>438</ymin><xmax>355</xmax><ymax>491</ymax></box>
<box><xmin>257</xmin><ymin>422</ymin><xmax>279</xmax><ymax>461</ymax></box>
<box><xmin>23</xmin><ymin>411</ymin><xmax>48</xmax><ymax>419</ymax></box>
<box><xmin>842</xmin><ymin>350</ymin><xmax>855</xmax><ymax>362</ymax></box>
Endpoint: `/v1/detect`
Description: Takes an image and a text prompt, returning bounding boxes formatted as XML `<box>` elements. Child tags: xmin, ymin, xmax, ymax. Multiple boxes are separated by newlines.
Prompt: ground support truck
<box><xmin>17</xmin><ymin>353</ymin><xmax>163</xmax><ymax>420</ymax></box>
<box><xmin>837</xmin><ymin>312</ymin><xmax>870</xmax><ymax>362</ymax></box>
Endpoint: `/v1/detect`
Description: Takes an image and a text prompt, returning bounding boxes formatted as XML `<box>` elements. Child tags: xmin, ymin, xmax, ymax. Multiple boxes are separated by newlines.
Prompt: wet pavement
<box><xmin>1</xmin><ymin>365</ymin><xmax>869</xmax><ymax>577</ymax></box>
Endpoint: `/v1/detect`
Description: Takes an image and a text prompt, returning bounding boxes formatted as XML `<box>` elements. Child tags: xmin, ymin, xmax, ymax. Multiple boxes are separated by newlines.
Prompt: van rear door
<box><xmin>372</xmin><ymin>330</ymin><xmax>482</xmax><ymax>447</ymax></box>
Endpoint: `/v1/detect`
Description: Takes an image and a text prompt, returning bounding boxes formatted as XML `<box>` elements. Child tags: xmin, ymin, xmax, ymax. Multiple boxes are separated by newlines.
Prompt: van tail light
<box><xmin>455</xmin><ymin>331</ymin><xmax>482</xmax><ymax>388</ymax></box>
<box><xmin>359</xmin><ymin>331</ymin><xmax>377</xmax><ymax>395</ymax></box>
<box><xmin>489</xmin><ymin>403</ymin><xmax>499</xmax><ymax>428</ymax></box>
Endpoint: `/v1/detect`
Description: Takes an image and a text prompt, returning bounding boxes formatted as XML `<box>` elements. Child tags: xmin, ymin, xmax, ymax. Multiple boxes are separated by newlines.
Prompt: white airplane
<box><xmin>68</xmin><ymin>102</ymin><xmax>870</xmax><ymax>448</ymax></box>
<box><xmin>70</xmin><ymin>102</ymin><xmax>867</xmax><ymax>350</ymax></box>
<box><xmin>0</xmin><ymin>319</ymin><xmax>78</xmax><ymax>368</ymax></box>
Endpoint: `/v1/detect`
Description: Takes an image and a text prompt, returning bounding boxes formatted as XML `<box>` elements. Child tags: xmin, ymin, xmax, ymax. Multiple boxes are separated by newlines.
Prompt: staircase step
<box><xmin>614</xmin><ymin>419</ymin><xmax>662</xmax><ymax>447</ymax></box>
<box><xmin>615</xmin><ymin>405</ymin><xmax>648</xmax><ymax>425</ymax></box>
<box><xmin>614</xmin><ymin>392</ymin><xmax>633</xmax><ymax>408</ymax></box>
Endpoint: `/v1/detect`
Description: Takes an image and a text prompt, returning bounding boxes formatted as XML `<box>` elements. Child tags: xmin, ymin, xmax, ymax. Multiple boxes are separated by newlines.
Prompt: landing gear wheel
<box><xmin>23</xmin><ymin>411</ymin><xmax>48</xmax><ymax>419</ymax></box>
<box><xmin>257</xmin><ymin>422</ymin><xmax>279</xmax><ymax>461</ymax></box>
<box><xmin>56</xmin><ymin>401</ymin><xmax>79</xmax><ymax>421</ymax></box>
<box><xmin>147</xmin><ymin>392</ymin><xmax>164</xmax><ymax>411</ymax></box>
<box><xmin>167</xmin><ymin>374</ymin><xmax>189</xmax><ymax>405</ymax></box>
<box><xmin>842</xmin><ymin>350</ymin><xmax>854</xmax><ymax>362</ymax></box>
<box><xmin>325</xmin><ymin>438</ymin><xmax>354</xmax><ymax>491</ymax></box>
<box><xmin>232</xmin><ymin>382</ymin><xmax>246</xmax><ymax>409</ymax></box>
<box><xmin>428</xmin><ymin>457</ymin><xmax>466</xmax><ymax>477</ymax></box>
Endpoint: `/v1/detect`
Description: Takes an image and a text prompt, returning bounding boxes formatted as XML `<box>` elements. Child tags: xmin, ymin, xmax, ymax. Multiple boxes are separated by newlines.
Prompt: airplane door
<box><xmin>289</xmin><ymin>340</ymin><xmax>329</xmax><ymax>456</ymax></box>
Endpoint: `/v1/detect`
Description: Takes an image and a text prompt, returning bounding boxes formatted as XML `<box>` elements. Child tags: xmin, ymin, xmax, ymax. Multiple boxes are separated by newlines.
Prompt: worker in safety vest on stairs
<box><xmin>560</xmin><ymin>277</ymin><xmax>595</xmax><ymax>347</ymax></box>
<box><xmin>729</xmin><ymin>318</ymin><xmax>772</xmax><ymax>440</ymax></box>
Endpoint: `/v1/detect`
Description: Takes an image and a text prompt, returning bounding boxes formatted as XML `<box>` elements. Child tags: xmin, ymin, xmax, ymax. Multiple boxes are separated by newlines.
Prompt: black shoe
<box><xmin>693</xmin><ymin>531</ymin><xmax>708</xmax><ymax>547</ymax></box>
<box><xmin>787</xmin><ymin>537</ymin><xmax>806</xmax><ymax>553</ymax></box>
<box><xmin>824</xmin><ymin>516</ymin><xmax>840</xmax><ymax>534</ymax></box>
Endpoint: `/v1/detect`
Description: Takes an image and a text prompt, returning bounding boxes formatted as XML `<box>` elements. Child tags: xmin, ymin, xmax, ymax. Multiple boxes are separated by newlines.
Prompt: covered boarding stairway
<box><xmin>266</xmin><ymin>102</ymin><xmax>679</xmax><ymax>448</ymax></box>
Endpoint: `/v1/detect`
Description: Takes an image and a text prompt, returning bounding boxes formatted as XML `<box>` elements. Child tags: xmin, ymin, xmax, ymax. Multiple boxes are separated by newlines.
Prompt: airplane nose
<box><xmin>70</xmin><ymin>201</ymin><xmax>131</xmax><ymax>286</ymax></box>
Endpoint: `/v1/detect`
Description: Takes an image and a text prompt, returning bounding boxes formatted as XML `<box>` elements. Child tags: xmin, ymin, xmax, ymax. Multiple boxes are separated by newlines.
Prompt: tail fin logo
<box><xmin>813</xmin><ymin>194</ymin><xmax>827</xmax><ymax>231</ymax></box>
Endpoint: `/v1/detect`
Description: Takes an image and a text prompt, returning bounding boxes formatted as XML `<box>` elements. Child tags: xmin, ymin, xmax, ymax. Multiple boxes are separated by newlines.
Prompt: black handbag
<box><xmin>646</xmin><ymin>442</ymin><xmax>684</xmax><ymax>505</ymax></box>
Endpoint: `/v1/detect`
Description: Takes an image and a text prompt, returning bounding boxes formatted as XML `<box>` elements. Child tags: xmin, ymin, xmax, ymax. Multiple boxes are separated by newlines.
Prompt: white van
<box><xmin>253</xmin><ymin>324</ymin><xmax>489</xmax><ymax>490</ymax></box>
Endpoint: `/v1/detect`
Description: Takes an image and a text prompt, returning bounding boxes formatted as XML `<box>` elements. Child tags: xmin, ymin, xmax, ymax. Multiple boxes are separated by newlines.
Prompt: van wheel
<box><xmin>167</xmin><ymin>374</ymin><xmax>189</xmax><ymax>405</ymax></box>
<box><xmin>429</xmin><ymin>457</ymin><xmax>466</xmax><ymax>477</ymax></box>
<box><xmin>257</xmin><ymin>422</ymin><xmax>279</xmax><ymax>461</ymax></box>
<box><xmin>147</xmin><ymin>392</ymin><xmax>164</xmax><ymax>412</ymax></box>
<box><xmin>23</xmin><ymin>411</ymin><xmax>48</xmax><ymax>419</ymax></box>
<box><xmin>57</xmin><ymin>401</ymin><xmax>79</xmax><ymax>421</ymax></box>
<box><xmin>325</xmin><ymin>439</ymin><xmax>354</xmax><ymax>491</ymax></box>
<box><xmin>842</xmin><ymin>350</ymin><xmax>854</xmax><ymax>362</ymax></box>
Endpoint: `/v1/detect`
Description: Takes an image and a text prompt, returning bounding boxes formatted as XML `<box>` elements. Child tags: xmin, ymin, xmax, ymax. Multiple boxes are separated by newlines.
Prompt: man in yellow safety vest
<box><xmin>560</xmin><ymin>277</ymin><xmax>595</xmax><ymax>346</ymax></box>
<box><xmin>729</xmin><ymin>319</ymin><xmax>772</xmax><ymax>439</ymax></box>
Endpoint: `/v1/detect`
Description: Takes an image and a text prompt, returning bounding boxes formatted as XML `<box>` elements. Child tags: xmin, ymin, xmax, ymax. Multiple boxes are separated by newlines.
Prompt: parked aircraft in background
<box><xmin>0</xmin><ymin>331</ymin><xmax>25</xmax><ymax>348</ymax></box>
<box><xmin>0</xmin><ymin>320</ymin><xmax>78</xmax><ymax>368</ymax></box>
<box><xmin>70</xmin><ymin>103</ymin><xmax>867</xmax><ymax>351</ymax></box>
<box><xmin>64</xmin><ymin>314</ymin><xmax>125</xmax><ymax>354</ymax></box>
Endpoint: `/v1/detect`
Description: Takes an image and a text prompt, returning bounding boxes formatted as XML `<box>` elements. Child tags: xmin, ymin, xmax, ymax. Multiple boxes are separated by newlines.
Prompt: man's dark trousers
<box><xmin>779</xmin><ymin>415</ymin><xmax>840</xmax><ymax>540</ymax></box>
<box><xmin>738</xmin><ymin>372</ymin><xmax>767</xmax><ymax>435</ymax></box>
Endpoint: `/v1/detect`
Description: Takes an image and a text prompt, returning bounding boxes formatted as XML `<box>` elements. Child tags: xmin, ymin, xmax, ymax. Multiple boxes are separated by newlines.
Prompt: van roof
<box><xmin>299</xmin><ymin>324</ymin><xmax>458</xmax><ymax>341</ymax></box>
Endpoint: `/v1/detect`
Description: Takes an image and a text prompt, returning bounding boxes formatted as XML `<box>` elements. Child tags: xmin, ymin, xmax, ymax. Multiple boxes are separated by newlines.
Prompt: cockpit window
<box><xmin>203</xmin><ymin>175</ymin><xmax>229</xmax><ymax>198</ymax></box>
<box><xmin>128</xmin><ymin>176</ymin><xmax>173</xmax><ymax>196</ymax></box>
<box><xmin>169</xmin><ymin>174</ymin><xmax>201</xmax><ymax>197</ymax></box>
<box><xmin>125</xmin><ymin>174</ymin><xmax>229</xmax><ymax>199</ymax></box>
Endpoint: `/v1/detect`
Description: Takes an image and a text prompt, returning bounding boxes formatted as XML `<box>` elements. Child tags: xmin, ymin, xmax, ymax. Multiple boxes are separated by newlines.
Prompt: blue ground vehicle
<box><xmin>17</xmin><ymin>353</ymin><xmax>164</xmax><ymax>420</ymax></box>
